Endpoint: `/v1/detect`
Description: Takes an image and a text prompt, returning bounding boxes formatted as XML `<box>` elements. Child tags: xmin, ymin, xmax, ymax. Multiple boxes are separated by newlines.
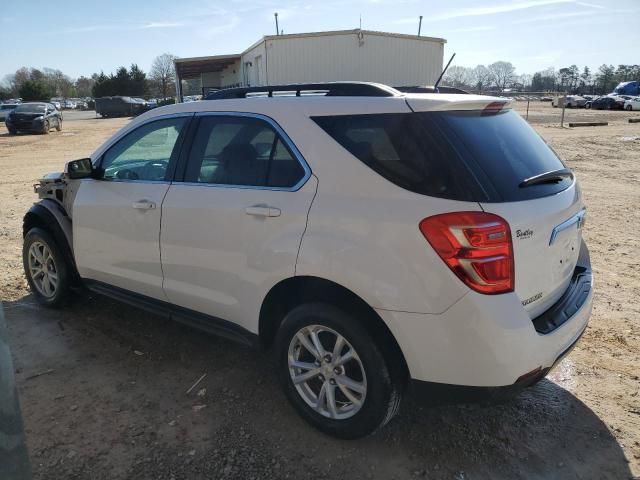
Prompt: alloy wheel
<box><xmin>288</xmin><ymin>325</ymin><xmax>367</xmax><ymax>420</ymax></box>
<box><xmin>28</xmin><ymin>241</ymin><xmax>58</xmax><ymax>298</ymax></box>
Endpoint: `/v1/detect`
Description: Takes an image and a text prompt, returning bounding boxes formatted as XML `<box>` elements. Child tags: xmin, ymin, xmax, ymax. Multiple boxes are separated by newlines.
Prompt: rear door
<box><xmin>160</xmin><ymin>113</ymin><xmax>316</xmax><ymax>331</ymax></box>
<box><xmin>407</xmin><ymin>105</ymin><xmax>584</xmax><ymax>317</ymax></box>
<box><xmin>73</xmin><ymin>115</ymin><xmax>191</xmax><ymax>299</ymax></box>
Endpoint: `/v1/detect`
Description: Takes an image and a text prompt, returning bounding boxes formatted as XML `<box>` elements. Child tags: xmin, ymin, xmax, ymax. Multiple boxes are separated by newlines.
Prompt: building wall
<box><xmin>220</xmin><ymin>60</ymin><xmax>242</xmax><ymax>87</ymax></box>
<box><xmin>201</xmin><ymin>60</ymin><xmax>242</xmax><ymax>89</ymax></box>
<box><xmin>201</xmin><ymin>71</ymin><xmax>221</xmax><ymax>88</ymax></box>
<box><xmin>242</xmin><ymin>32</ymin><xmax>444</xmax><ymax>87</ymax></box>
<box><xmin>242</xmin><ymin>42</ymin><xmax>267</xmax><ymax>87</ymax></box>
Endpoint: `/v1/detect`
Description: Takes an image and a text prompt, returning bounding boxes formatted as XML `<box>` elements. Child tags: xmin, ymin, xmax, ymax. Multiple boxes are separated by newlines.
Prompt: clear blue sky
<box><xmin>1</xmin><ymin>0</ymin><xmax>638</xmax><ymax>80</ymax></box>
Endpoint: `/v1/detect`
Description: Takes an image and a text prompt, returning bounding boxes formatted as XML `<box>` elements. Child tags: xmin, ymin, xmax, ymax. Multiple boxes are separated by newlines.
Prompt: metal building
<box><xmin>174</xmin><ymin>29</ymin><xmax>446</xmax><ymax>101</ymax></box>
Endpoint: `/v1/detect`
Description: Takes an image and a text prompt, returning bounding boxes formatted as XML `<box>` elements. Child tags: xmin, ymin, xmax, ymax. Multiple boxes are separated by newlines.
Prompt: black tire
<box><xmin>42</xmin><ymin>120</ymin><xmax>50</xmax><ymax>134</ymax></box>
<box><xmin>274</xmin><ymin>303</ymin><xmax>403</xmax><ymax>439</ymax></box>
<box><xmin>626</xmin><ymin>105</ymin><xmax>632</xmax><ymax>111</ymax></box>
<box><xmin>23</xmin><ymin>228</ymin><xmax>70</xmax><ymax>307</ymax></box>
<box><xmin>56</xmin><ymin>118</ymin><xmax>62</xmax><ymax>131</ymax></box>
<box><xmin>8</xmin><ymin>127</ymin><xmax>17</xmax><ymax>134</ymax></box>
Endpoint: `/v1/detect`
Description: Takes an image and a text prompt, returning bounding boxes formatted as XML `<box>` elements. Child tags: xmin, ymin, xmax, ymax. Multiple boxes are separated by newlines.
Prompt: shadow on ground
<box><xmin>3</xmin><ymin>294</ymin><xmax>632</xmax><ymax>480</ymax></box>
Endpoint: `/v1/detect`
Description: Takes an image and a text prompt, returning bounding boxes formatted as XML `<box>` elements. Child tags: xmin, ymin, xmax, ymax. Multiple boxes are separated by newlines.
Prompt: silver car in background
<box><xmin>552</xmin><ymin>95</ymin><xmax>588</xmax><ymax>108</ymax></box>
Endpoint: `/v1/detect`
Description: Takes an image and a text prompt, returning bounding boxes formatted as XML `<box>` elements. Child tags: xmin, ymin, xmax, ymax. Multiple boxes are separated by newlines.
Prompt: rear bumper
<box><xmin>378</xmin><ymin>241</ymin><xmax>593</xmax><ymax>387</ymax></box>
<box><xmin>409</xmin><ymin>325</ymin><xmax>584</xmax><ymax>404</ymax></box>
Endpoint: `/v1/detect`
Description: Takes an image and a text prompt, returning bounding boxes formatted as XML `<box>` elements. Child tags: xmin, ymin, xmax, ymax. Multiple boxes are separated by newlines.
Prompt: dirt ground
<box><xmin>1</xmin><ymin>104</ymin><xmax>639</xmax><ymax>480</ymax></box>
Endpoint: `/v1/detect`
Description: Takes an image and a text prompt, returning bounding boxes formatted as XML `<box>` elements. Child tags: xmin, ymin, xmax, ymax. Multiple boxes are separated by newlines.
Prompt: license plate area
<box><xmin>549</xmin><ymin>209</ymin><xmax>585</xmax><ymax>279</ymax></box>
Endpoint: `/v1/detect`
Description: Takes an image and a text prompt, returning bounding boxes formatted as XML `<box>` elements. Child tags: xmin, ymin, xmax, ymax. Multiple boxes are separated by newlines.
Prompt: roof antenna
<box><xmin>274</xmin><ymin>12</ymin><xmax>279</xmax><ymax>35</ymax></box>
<box><xmin>434</xmin><ymin>52</ymin><xmax>455</xmax><ymax>91</ymax></box>
<box><xmin>418</xmin><ymin>15</ymin><xmax>423</xmax><ymax>36</ymax></box>
<box><xmin>359</xmin><ymin>14</ymin><xmax>362</xmax><ymax>29</ymax></box>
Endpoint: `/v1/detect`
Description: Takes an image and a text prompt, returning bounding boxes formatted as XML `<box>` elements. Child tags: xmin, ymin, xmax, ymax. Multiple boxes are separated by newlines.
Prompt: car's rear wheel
<box><xmin>56</xmin><ymin>118</ymin><xmax>62</xmax><ymax>131</ymax></box>
<box><xmin>23</xmin><ymin>228</ymin><xmax>70</xmax><ymax>307</ymax></box>
<box><xmin>275</xmin><ymin>303</ymin><xmax>402</xmax><ymax>439</ymax></box>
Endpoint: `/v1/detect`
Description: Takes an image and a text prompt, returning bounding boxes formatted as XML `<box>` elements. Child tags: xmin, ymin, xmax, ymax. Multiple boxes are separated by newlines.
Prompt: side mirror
<box><xmin>66</xmin><ymin>158</ymin><xmax>93</xmax><ymax>179</ymax></box>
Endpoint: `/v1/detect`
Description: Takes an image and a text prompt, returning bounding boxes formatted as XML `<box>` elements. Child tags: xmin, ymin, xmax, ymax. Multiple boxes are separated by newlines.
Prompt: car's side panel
<box><xmin>160</xmin><ymin>176</ymin><xmax>318</xmax><ymax>333</ymax></box>
<box><xmin>296</xmin><ymin>188</ymin><xmax>479</xmax><ymax>315</ymax></box>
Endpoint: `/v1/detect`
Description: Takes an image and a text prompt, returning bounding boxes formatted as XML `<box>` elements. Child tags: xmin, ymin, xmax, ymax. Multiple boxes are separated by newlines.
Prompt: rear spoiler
<box><xmin>405</xmin><ymin>95</ymin><xmax>513</xmax><ymax>112</ymax></box>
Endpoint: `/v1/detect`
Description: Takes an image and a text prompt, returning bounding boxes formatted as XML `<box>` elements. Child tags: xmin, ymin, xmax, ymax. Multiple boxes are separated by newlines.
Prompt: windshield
<box><xmin>14</xmin><ymin>104</ymin><xmax>46</xmax><ymax>114</ymax></box>
<box><xmin>1</xmin><ymin>105</ymin><xmax>17</xmax><ymax>110</ymax></box>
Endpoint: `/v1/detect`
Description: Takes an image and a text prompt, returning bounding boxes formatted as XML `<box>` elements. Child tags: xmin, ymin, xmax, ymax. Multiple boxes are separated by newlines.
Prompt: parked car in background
<box><xmin>624</xmin><ymin>97</ymin><xmax>640</xmax><ymax>111</ymax></box>
<box><xmin>5</xmin><ymin>102</ymin><xmax>62</xmax><ymax>134</ymax></box>
<box><xmin>0</xmin><ymin>103</ymin><xmax>19</xmax><ymax>121</ymax></box>
<box><xmin>540</xmin><ymin>96</ymin><xmax>553</xmax><ymax>102</ymax></box>
<box><xmin>552</xmin><ymin>95</ymin><xmax>587</xmax><ymax>108</ymax></box>
<box><xmin>590</xmin><ymin>96</ymin><xmax>624</xmax><ymax>110</ymax></box>
<box><xmin>50</xmin><ymin>100</ymin><xmax>62</xmax><ymax>110</ymax></box>
<box><xmin>94</xmin><ymin>96</ymin><xmax>148</xmax><ymax>117</ymax></box>
<box><xmin>63</xmin><ymin>100</ymin><xmax>76</xmax><ymax>109</ymax></box>
<box><xmin>24</xmin><ymin>82</ymin><xmax>592</xmax><ymax>439</ymax></box>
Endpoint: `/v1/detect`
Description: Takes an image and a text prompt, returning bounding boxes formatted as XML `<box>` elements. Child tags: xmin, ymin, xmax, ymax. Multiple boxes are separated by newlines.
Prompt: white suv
<box><xmin>23</xmin><ymin>83</ymin><xmax>593</xmax><ymax>439</ymax></box>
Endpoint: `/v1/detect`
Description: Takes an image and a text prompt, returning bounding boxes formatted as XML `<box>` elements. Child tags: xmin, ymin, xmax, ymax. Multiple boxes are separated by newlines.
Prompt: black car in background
<box><xmin>95</xmin><ymin>96</ymin><xmax>148</xmax><ymax>118</ymax></box>
<box><xmin>5</xmin><ymin>102</ymin><xmax>62</xmax><ymax>134</ymax></box>
<box><xmin>589</xmin><ymin>96</ymin><xmax>624</xmax><ymax>110</ymax></box>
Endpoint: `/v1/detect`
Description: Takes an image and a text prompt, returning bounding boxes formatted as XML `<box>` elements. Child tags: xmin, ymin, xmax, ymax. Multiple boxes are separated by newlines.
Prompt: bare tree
<box><xmin>442</xmin><ymin>65</ymin><xmax>473</xmax><ymax>88</ymax></box>
<box><xmin>150</xmin><ymin>53</ymin><xmax>177</xmax><ymax>99</ymax></box>
<box><xmin>488</xmin><ymin>61</ymin><xmax>516</xmax><ymax>91</ymax></box>
<box><xmin>471</xmin><ymin>65</ymin><xmax>491</xmax><ymax>91</ymax></box>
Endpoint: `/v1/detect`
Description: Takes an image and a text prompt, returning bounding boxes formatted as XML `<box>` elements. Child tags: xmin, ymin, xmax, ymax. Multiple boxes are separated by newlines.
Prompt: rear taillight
<box><xmin>419</xmin><ymin>212</ymin><xmax>514</xmax><ymax>295</ymax></box>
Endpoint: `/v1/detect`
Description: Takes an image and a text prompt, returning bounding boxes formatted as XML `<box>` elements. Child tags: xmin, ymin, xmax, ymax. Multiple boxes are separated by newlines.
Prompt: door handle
<box><xmin>132</xmin><ymin>199</ymin><xmax>156</xmax><ymax>210</ymax></box>
<box><xmin>245</xmin><ymin>205</ymin><xmax>281</xmax><ymax>217</ymax></box>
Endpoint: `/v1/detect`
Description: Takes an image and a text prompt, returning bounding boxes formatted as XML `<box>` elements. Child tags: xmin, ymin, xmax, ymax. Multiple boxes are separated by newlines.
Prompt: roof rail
<box><xmin>205</xmin><ymin>82</ymin><xmax>400</xmax><ymax>100</ymax></box>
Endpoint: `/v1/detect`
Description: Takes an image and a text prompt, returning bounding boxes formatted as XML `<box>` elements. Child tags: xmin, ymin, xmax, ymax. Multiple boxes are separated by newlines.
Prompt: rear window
<box><xmin>313</xmin><ymin>110</ymin><xmax>571</xmax><ymax>202</ymax></box>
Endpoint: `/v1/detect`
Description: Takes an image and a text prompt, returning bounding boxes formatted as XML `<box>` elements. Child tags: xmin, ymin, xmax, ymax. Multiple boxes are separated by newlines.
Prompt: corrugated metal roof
<box><xmin>242</xmin><ymin>28</ymin><xmax>446</xmax><ymax>54</ymax></box>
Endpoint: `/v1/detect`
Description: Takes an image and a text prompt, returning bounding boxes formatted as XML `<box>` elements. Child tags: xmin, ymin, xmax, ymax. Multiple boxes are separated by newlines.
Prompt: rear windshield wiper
<box><xmin>519</xmin><ymin>168</ymin><xmax>573</xmax><ymax>188</ymax></box>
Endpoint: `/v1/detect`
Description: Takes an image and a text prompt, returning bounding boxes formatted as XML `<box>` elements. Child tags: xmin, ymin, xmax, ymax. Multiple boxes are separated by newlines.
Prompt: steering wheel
<box><xmin>140</xmin><ymin>160</ymin><xmax>168</xmax><ymax>181</ymax></box>
<box><xmin>115</xmin><ymin>168</ymin><xmax>139</xmax><ymax>180</ymax></box>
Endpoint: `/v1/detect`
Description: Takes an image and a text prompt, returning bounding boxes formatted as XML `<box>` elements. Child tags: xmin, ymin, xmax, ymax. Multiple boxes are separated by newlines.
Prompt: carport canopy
<box><xmin>174</xmin><ymin>54</ymin><xmax>241</xmax><ymax>80</ymax></box>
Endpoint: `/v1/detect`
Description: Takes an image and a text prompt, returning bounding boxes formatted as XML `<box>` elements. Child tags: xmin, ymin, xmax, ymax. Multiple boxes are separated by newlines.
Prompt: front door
<box><xmin>73</xmin><ymin>115</ymin><xmax>191</xmax><ymax>299</ymax></box>
<box><xmin>160</xmin><ymin>113</ymin><xmax>316</xmax><ymax>331</ymax></box>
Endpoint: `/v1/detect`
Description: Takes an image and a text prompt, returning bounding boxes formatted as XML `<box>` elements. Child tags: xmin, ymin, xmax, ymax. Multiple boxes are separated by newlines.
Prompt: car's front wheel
<box><xmin>56</xmin><ymin>118</ymin><xmax>62</xmax><ymax>131</ymax></box>
<box><xmin>275</xmin><ymin>303</ymin><xmax>403</xmax><ymax>439</ymax></box>
<box><xmin>42</xmin><ymin>120</ymin><xmax>50</xmax><ymax>134</ymax></box>
<box><xmin>23</xmin><ymin>228</ymin><xmax>70</xmax><ymax>307</ymax></box>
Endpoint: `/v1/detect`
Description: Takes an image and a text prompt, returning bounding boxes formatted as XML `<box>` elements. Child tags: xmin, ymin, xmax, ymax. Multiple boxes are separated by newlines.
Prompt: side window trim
<box><xmin>176</xmin><ymin>111</ymin><xmax>311</xmax><ymax>192</ymax></box>
<box><xmin>95</xmin><ymin>113</ymin><xmax>194</xmax><ymax>183</ymax></box>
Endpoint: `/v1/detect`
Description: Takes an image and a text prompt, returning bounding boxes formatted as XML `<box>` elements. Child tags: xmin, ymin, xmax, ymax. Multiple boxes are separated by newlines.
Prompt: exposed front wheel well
<box><xmin>259</xmin><ymin>276</ymin><xmax>409</xmax><ymax>384</ymax></box>
<box><xmin>23</xmin><ymin>208</ymin><xmax>81</xmax><ymax>286</ymax></box>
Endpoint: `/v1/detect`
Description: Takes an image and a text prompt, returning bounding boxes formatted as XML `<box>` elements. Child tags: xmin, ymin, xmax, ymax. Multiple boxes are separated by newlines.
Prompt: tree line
<box><xmin>3</xmin><ymin>56</ymin><xmax>638</xmax><ymax>102</ymax></box>
<box><xmin>0</xmin><ymin>53</ymin><xmax>178</xmax><ymax>101</ymax></box>
<box><xmin>443</xmin><ymin>62</ymin><xmax>640</xmax><ymax>94</ymax></box>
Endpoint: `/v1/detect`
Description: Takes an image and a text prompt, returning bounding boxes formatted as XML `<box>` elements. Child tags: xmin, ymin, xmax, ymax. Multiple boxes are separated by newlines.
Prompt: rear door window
<box><xmin>184</xmin><ymin>116</ymin><xmax>306</xmax><ymax>188</ymax></box>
